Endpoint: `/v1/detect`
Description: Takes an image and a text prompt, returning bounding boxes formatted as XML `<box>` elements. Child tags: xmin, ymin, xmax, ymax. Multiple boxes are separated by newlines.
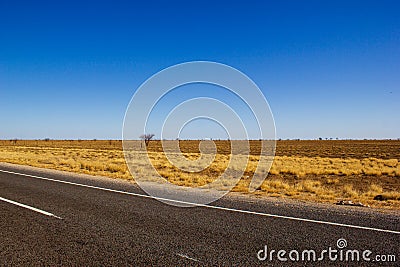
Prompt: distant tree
<box><xmin>140</xmin><ymin>134</ymin><xmax>155</xmax><ymax>147</ymax></box>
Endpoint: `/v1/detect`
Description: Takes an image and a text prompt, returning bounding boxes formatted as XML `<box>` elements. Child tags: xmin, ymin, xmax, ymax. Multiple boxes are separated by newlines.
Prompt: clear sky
<box><xmin>1</xmin><ymin>0</ymin><xmax>399</xmax><ymax>140</ymax></box>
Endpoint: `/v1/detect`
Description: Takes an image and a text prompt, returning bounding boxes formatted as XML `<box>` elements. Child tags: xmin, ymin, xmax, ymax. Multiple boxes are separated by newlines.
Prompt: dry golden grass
<box><xmin>0</xmin><ymin>140</ymin><xmax>399</xmax><ymax>209</ymax></box>
<box><xmin>268</xmin><ymin>156</ymin><xmax>400</xmax><ymax>177</ymax></box>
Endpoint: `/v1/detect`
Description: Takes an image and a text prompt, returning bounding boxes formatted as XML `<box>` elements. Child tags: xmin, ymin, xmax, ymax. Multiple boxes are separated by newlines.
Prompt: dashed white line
<box><xmin>0</xmin><ymin>168</ymin><xmax>399</xmax><ymax>234</ymax></box>
<box><xmin>176</xmin><ymin>253</ymin><xmax>200</xmax><ymax>262</ymax></box>
<box><xmin>0</xmin><ymin>196</ymin><xmax>62</xmax><ymax>219</ymax></box>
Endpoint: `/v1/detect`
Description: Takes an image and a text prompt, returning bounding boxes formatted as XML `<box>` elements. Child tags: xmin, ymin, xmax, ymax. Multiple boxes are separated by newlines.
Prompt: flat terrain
<box><xmin>2</xmin><ymin>139</ymin><xmax>400</xmax><ymax>159</ymax></box>
<box><xmin>0</xmin><ymin>140</ymin><xmax>399</xmax><ymax>209</ymax></box>
<box><xmin>0</xmin><ymin>164</ymin><xmax>399</xmax><ymax>266</ymax></box>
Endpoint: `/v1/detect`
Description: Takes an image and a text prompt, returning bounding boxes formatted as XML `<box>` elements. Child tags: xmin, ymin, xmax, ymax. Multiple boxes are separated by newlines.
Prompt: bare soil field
<box><xmin>0</xmin><ymin>140</ymin><xmax>399</xmax><ymax>209</ymax></box>
<box><xmin>2</xmin><ymin>139</ymin><xmax>399</xmax><ymax>159</ymax></box>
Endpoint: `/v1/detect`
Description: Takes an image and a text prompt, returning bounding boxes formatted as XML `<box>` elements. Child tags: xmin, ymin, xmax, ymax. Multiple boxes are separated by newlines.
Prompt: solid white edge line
<box><xmin>0</xmin><ymin>168</ymin><xmax>399</xmax><ymax>234</ymax></box>
<box><xmin>0</xmin><ymin>196</ymin><xmax>62</xmax><ymax>219</ymax></box>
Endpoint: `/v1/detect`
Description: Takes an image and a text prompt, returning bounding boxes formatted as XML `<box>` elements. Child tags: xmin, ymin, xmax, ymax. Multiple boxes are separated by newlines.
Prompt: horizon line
<box><xmin>1</xmin><ymin>138</ymin><xmax>400</xmax><ymax>141</ymax></box>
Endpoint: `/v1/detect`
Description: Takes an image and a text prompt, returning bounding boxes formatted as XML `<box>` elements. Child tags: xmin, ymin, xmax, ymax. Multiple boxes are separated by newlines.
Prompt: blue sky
<box><xmin>0</xmin><ymin>0</ymin><xmax>399</xmax><ymax>139</ymax></box>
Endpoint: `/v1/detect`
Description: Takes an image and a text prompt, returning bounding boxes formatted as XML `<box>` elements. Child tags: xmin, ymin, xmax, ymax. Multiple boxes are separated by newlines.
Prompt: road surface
<box><xmin>0</xmin><ymin>163</ymin><xmax>399</xmax><ymax>266</ymax></box>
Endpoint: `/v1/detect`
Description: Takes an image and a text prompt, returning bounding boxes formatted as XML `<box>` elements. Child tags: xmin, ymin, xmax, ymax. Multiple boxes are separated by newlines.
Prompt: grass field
<box><xmin>0</xmin><ymin>139</ymin><xmax>399</xmax><ymax>209</ymax></box>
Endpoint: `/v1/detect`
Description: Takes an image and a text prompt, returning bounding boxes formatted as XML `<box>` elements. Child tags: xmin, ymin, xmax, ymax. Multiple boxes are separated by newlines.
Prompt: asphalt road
<box><xmin>1</xmin><ymin>163</ymin><xmax>399</xmax><ymax>266</ymax></box>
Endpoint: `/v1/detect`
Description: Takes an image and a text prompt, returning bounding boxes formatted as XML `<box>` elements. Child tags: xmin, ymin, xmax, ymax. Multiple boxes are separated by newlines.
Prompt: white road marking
<box><xmin>176</xmin><ymin>253</ymin><xmax>200</xmax><ymax>262</ymax></box>
<box><xmin>0</xmin><ymin>196</ymin><xmax>62</xmax><ymax>219</ymax></box>
<box><xmin>0</xmin><ymin>168</ymin><xmax>399</xmax><ymax>234</ymax></box>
